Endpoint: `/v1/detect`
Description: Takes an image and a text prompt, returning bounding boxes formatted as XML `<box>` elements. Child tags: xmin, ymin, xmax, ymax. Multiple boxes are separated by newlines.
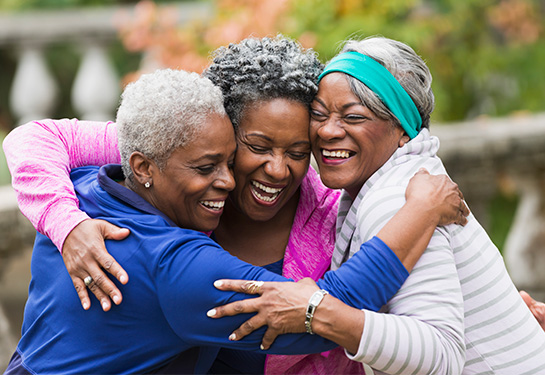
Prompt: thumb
<box><xmin>520</xmin><ymin>290</ymin><xmax>535</xmax><ymax>306</ymax></box>
<box><xmin>416</xmin><ymin>167</ymin><xmax>430</xmax><ymax>175</ymax></box>
<box><xmin>101</xmin><ymin>221</ymin><xmax>130</xmax><ymax>240</ymax></box>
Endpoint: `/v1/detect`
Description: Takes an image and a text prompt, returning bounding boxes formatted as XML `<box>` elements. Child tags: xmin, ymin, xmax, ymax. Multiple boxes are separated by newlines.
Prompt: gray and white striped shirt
<box><xmin>333</xmin><ymin>129</ymin><xmax>545</xmax><ymax>374</ymax></box>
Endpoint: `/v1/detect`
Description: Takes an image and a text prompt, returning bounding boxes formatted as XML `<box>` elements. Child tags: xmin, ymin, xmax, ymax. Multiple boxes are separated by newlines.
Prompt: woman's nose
<box><xmin>316</xmin><ymin>116</ymin><xmax>345</xmax><ymax>141</ymax></box>
<box><xmin>216</xmin><ymin>167</ymin><xmax>236</xmax><ymax>191</ymax></box>
<box><xmin>263</xmin><ymin>154</ymin><xmax>289</xmax><ymax>181</ymax></box>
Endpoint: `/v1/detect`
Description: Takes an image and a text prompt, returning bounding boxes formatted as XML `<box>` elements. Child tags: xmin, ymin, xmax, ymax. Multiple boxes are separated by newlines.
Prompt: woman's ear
<box><xmin>129</xmin><ymin>152</ymin><xmax>155</xmax><ymax>186</ymax></box>
<box><xmin>398</xmin><ymin>134</ymin><xmax>411</xmax><ymax>148</ymax></box>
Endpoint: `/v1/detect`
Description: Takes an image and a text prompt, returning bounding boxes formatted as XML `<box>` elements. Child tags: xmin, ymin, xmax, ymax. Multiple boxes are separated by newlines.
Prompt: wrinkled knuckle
<box><xmin>233</xmin><ymin>302</ymin><xmax>245</xmax><ymax>313</ymax></box>
<box><xmin>242</xmin><ymin>320</ymin><xmax>255</xmax><ymax>331</ymax></box>
<box><xmin>93</xmin><ymin>274</ymin><xmax>106</xmax><ymax>286</ymax></box>
<box><xmin>102</xmin><ymin>259</ymin><xmax>114</xmax><ymax>270</ymax></box>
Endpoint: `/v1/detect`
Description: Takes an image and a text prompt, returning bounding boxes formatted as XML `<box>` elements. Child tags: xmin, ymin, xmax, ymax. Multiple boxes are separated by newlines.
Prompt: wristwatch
<box><xmin>305</xmin><ymin>289</ymin><xmax>329</xmax><ymax>334</ymax></box>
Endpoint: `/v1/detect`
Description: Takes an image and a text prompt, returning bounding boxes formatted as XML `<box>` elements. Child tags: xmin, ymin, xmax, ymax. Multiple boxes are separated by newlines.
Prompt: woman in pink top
<box><xmin>3</xmin><ymin>36</ymin><xmax>468</xmax><ymax>374</ymax></box>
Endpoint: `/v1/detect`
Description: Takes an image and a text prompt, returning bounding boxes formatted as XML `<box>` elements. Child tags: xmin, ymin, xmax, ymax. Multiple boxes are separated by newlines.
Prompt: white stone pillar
<box><xmin>71</xmin><ymin>43</ymin><xmax>120</xmax><ymax>121</ymax></box>
<box><xmin>9</xmin><ymin>46</ymin><xmax>59</xmax><ymax>125</ymax></box>
<box><xmin>504</xmin><ymin>173</ymin><xmax>545</xmax><ymax>301</ymax></box>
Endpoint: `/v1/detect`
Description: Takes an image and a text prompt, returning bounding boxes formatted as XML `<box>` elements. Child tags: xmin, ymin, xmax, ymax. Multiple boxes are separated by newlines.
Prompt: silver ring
<box><xmin>84</xmin><ymin>276</ymin><xmax>93</xmax><ymax>287</ymax></box>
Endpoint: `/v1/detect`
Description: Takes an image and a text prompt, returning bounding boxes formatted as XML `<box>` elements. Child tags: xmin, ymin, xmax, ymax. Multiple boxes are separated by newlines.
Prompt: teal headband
<box><xmin>318</xmin><ymin>51</ymin><xmax>422</xmax><ymax>139</ymax></box>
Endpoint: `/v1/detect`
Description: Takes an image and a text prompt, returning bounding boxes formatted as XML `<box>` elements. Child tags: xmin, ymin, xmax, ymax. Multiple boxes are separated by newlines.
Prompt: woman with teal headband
<box><xmin>210</xmin><ymin>36</ymin><xmax>545</xmax><ymax>374</ymax></box>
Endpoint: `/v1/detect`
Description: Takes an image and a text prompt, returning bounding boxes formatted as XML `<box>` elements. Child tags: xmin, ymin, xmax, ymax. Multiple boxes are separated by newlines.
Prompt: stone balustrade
<box><xmin>0</xmin><ymin>2</ymin><xmax>211</xmax><ymax>124</ymax></box>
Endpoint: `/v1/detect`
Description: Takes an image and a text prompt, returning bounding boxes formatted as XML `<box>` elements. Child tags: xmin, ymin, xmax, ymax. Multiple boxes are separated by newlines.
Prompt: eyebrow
<box><xmin>245</xmin><ymin>133</ymin><xmax>310</xmax><ymax>147</ymax></box>
<box><xmin>312</xmin><ymin>97</ymin><xmax>363</xmax><ymax>110</ymax></box>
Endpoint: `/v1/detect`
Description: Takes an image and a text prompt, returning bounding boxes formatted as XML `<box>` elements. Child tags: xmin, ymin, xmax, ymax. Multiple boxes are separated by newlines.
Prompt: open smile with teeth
<box><xmin>322</xmin><ymin>149</ymin><xmax>353</xmax><ymax>159</ymax></box>
<box><xmin>200</xmin><ymin>200</ymin><xmax>225</xmax><ymax>211</ymax></box>
<box><xmin>251</xmin><ymin>180</ymin><xmax>284</xmax><ymax>203</ymax></box>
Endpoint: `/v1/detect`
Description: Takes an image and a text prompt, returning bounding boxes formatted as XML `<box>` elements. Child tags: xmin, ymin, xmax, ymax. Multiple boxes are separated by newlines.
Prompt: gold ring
<box><xmin>246</xmin><ymin>280</ymin><xmax>264</xmax><ymax>294</ymax></box>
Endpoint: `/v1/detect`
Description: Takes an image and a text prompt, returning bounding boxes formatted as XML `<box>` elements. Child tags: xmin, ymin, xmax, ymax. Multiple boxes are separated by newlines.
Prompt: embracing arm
<box><xmin>210</xmin><ymin>170</ymin><xmax>467</xmax><ymax>356</ymax></box>
<box><xmin>3</xmin><ymin>118</ymin><xmax>120</xmax><ymax>250</ymax></box>
<box><xmin>2</xmin><ymin>119</ymin><xmax>127</xmax><ymax>310</ymax></box>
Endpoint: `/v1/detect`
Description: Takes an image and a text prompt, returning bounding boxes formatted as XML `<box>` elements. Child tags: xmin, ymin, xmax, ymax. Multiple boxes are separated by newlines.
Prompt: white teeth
<box><xmin>322</xmin><ymin>149</ymin><xmax>351</xmax><ymax>158</ymax></box>
<box><xmin>250</xmin><ymin>181</ymin><xmax>283</xmax><ymax>203</ymax></box>
<box><xmin>201</xmin><ymin>200</ymin><xmax>225</xmax><ymax>210</ymax></box>
<box><xmin>253</xmin><ymin>190</ymin><xmax>277</xmax><ymax>202</ymax></box>
<box><xmin>251</xmin><ymin>181</ymin><xmax>283</xmax><ymax>194</ymax></box>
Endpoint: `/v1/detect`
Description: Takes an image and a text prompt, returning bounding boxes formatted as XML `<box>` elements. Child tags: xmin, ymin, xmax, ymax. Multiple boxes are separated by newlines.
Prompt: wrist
<box><xmin>305</xmin><ymin>289</ymin><xmax>329</xmax><ymax>334</ymax></box>
<box><xmin>311</xmin><ymin>295</ymin><xmax>365</xmax><ymax>354</ymax></box>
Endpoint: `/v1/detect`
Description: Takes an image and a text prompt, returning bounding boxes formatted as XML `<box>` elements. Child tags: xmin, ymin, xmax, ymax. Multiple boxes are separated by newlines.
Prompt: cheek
<box><xmin>291</xmin><ymin>161</ymin><xmax>310</xmax><ymax>185</ymax></box>
<box><xmin>309</xmin><ymin>122</ymin><xmax>319</xmax><ymax>141</ymax></box>
<box><xmin>234</xmin><ymin>150</ymin><xmax>263</xmax><ymax>177</ymax></box>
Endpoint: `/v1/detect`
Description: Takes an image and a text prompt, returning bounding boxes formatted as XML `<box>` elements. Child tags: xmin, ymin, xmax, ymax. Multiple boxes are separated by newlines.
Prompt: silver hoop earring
<box><xmin>144</xmin><ymin>181</ymin><xmax>151</xmax><ymax>189</ymax></box>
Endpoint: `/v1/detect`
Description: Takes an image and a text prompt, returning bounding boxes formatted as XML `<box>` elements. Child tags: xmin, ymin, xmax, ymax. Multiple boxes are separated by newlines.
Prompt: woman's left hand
<box><xmin>406</xmin><ymin>168</ymin><xmax>469</xmax><ymax>226</ymax></box>
<box><xmin>207</xmin><ymin>278</ymin><xmax>319</xmax><ymax>349</ymax></box>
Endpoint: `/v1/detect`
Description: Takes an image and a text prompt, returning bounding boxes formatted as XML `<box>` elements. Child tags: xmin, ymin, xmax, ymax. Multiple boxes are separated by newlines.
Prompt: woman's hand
<box><xmin>62</xmin><ymin>219</ymin><xmax>130</xmax><ymax>311</ymax></box>
<box><xmin>406</xmin><ymin>168</ymin><xmax>469</xmax><ymax>226</ymax></box>
<box><xmin>207</xmin><ymin>278</ymin><xmax>320</xmax><ymax>350</ymax></box>
<box><xmin>520</xmin><ymin>291</ymin><xmax>545</xmax><ymax>331</ymax></box>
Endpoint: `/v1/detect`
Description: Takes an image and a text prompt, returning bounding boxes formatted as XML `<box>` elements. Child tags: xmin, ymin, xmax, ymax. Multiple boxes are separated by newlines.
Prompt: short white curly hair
<box><xmin>116</xmin><ymin>69</ymin><xmax>226</xmax><ymax>180</ymax></box>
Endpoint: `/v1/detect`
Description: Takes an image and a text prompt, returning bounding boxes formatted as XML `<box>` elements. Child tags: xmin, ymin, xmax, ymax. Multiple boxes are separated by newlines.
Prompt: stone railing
<box><xmin>0</xmin><ymin>2</ymin><xmax>210</xmax><ymax>125</ymax></box>
<box><xmin>434</xmin><ymin>114</ymin><xmax>545</xmax><ymax>301</ymax></box>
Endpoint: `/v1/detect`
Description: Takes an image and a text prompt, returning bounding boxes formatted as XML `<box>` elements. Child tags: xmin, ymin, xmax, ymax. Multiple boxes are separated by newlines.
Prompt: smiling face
<box><xmin>230</xmin><ymin>98</ymin><xmax>311</xmax><ymax>221</ymax></box>
<box><xmin>310</xmin><ymin>73</ymin><xmax>407</xmax><ymax>198</ymax></box>
<box><xmin>149</xmin><ymin>113</ymin><xmax>237</xmax><ymax>232</ymax></box>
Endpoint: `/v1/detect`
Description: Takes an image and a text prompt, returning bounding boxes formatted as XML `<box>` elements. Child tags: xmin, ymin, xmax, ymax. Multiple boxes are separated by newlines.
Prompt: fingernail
<box><xmin>214</xmin><ymin>280</ymin><xmax>223</xmax><ymax>288</ymax></box>
<box><xmin>120</xmin><ymin>275</ymin><xmax>128</xmax><ymax>284</ymax></box>
<box><xmin>207</xmin><ymin>309</ymin><xmax>217</xmax><ymax>317</ymax></box>
<box><xmin>83</xmin><ymin>302</ymin><xmax>89</xmax><ymax>310</ymax></box>
<box><xmin>229</xmin><ymin>333</ymin><xmax>236</xmax><ymax>341</ymax></box>
<box><xmin>102</xmin><ymin>302</ymin><xmax>109</xmax><ymax>311</ymax></box>
<box><xmin>260</xmin><ymin>344</ymin><xmax>265</xmax><ymax>350</ymax></box>
<box><xmin>113</xmin><ymin>295</ymin><xmax>121</xmax><ymax>304</ymax></box>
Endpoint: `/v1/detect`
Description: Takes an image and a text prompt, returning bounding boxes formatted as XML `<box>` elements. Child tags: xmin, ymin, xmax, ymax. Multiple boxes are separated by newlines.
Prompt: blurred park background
<box><xmin>1</xmin><ymin>0</ymin><xmax>545</xmax><ymax>369</ymax></box>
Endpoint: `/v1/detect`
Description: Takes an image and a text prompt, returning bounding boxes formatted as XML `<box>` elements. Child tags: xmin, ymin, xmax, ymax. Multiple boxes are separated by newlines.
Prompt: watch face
<box><xmin>309</xmin><ymin>292</ymin><xmax>323</xmax><ymax>306</ymax></box>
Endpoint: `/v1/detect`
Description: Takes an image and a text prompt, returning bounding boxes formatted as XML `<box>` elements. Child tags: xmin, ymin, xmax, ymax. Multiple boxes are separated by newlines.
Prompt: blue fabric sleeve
<box><xmin>318</xmin><ymin>236</ymin><xmax>409</xmax><ymax>311</ymax></box>
<box><xmin>157</xmin><ymin>235</ymin><xmax>408</xmax><ymax>355</ymax></box>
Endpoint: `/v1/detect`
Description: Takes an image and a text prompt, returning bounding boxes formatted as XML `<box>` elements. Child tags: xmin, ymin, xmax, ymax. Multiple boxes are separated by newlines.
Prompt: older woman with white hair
<box><xmin>3</xmin><ymin>67</ymin><xmax>466</xmax><ymax>375</ymax></box>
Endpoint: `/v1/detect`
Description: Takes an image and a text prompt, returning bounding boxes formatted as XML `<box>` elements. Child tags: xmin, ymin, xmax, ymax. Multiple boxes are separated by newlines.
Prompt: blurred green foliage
<box><xmin>286</xmin><ymin>0</ymin><xmax>545</xmax><ymax>122</ymax></box>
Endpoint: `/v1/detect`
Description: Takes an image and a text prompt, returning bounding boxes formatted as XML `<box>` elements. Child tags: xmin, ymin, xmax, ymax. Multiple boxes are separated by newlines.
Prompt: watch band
<box><xmin>305</xmin><ymin>289</ymin><xmax>329</xmax><ymax>334</ymax></box>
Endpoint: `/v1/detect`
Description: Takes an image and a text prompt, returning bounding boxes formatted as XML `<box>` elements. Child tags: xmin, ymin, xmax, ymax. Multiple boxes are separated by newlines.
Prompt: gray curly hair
<box><xmin>203</xmin><ymin>35</ymin><xmax>323</xmax><ymax>129</ymax></box>
<box><xmin>116</xmin><ymin>68</ymin><xmax>226</xmax><ymax>180</ymax></box>
<box><xmin>340</xmin><ymin>36</ymin><xmax>435</xmax><ymax>130</ymax></box>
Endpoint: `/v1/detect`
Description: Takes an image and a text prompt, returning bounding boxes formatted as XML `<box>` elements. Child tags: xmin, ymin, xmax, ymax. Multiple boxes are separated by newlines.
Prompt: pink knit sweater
<box><xmin>3</xmin><ymin>118</ymin><xmax>365</xmax><ymax>374</ymax></box>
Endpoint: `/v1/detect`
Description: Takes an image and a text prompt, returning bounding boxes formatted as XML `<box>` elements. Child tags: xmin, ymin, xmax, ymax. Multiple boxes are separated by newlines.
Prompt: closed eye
<box><xmin>196</xmin><ymin>165</ymin><xmax>215</xmax><ymax>174</ymax></box>
<box><xmin>247</xmin><ymin>144</ymin><xmax>269</xmax><ymax>153</ymax></box>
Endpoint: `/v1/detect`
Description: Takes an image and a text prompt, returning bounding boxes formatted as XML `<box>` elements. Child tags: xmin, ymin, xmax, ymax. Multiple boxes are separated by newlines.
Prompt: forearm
<box><xmin>2</xmin><ymin>119</ymin><xmax>119</xmax><ymax>251</ymax></box>
<box><xmin>318</xmin><ymin>236</ymin><xmax>408</xmax><ymax>311</ymax></box>
<box><xmin>311</xmin><ymin>295</ymin><xmax>365</xmax><ymax>354</ymax></box>
<box><xmin>376</xmin><ymin>197</ymin><xmax>438</xmax><ymax>271</ymax></box>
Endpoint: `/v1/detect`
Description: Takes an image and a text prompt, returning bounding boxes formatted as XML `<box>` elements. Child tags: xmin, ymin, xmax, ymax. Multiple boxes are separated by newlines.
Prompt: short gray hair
<box><xmin>116</xmin><ymin>69</ymin><xmax>226</xmax><ymax>180</ymax></box>
<box><xmin>203</xmin><ymin>35</ymin><xmax>323</xmax><ymax>129</ymax></box>
<box><xmin>340</xmin><ymin>36</ymin><xmax>435</xmax><ymax>130</ymax></box>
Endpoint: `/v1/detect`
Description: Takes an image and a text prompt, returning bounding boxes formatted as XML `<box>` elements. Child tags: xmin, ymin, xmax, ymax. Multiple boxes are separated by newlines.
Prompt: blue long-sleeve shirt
<box><xmin>6</xmin><ymin>165</ymin><xmax>408</xmax><ymax>374</ymax></box>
